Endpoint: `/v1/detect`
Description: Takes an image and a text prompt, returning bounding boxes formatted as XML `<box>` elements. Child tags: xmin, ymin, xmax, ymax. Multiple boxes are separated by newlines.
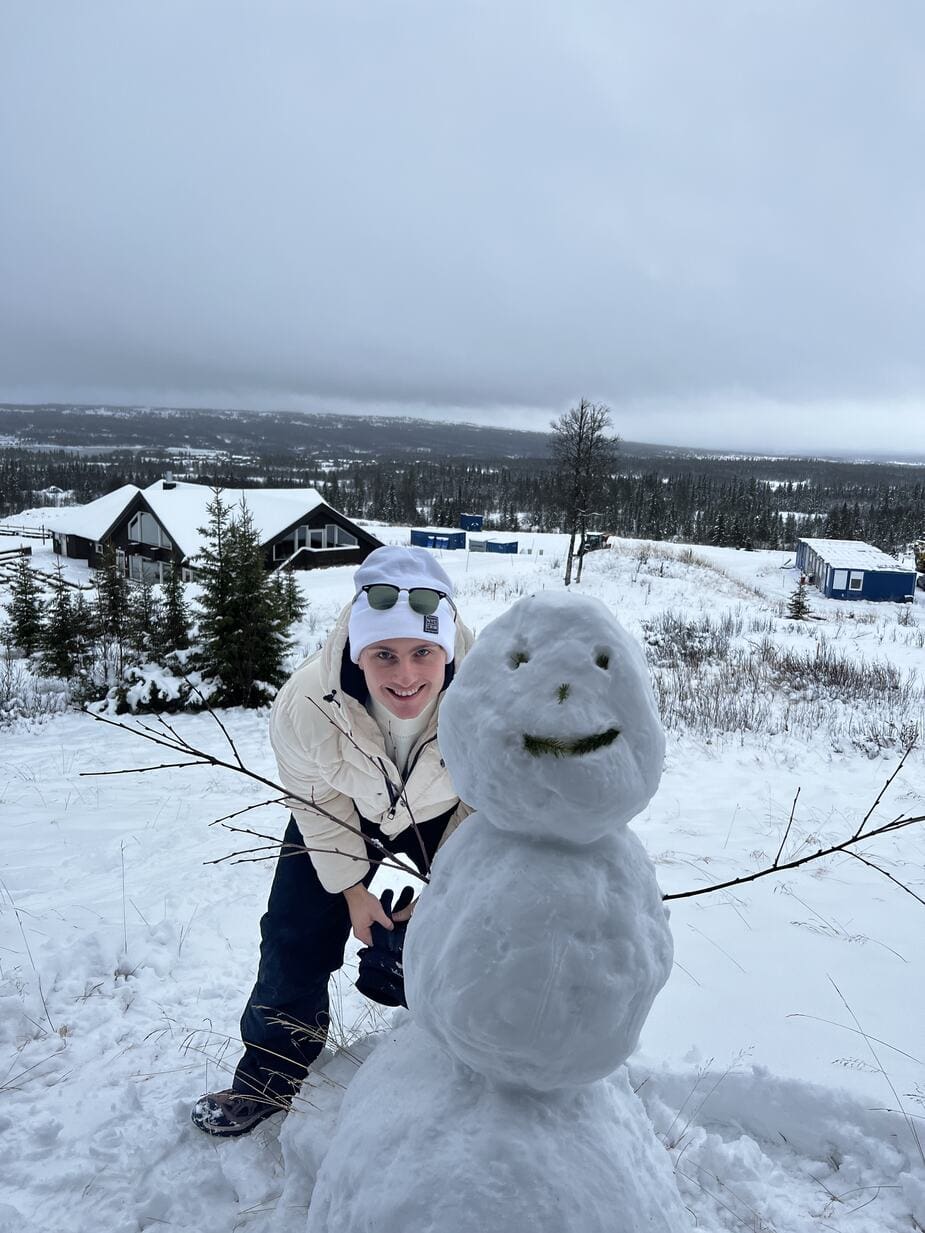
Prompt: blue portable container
<box><xmin>795</xmin><ymin>538</ymin><xmax>915</xmax><ymax>602</ymax></box>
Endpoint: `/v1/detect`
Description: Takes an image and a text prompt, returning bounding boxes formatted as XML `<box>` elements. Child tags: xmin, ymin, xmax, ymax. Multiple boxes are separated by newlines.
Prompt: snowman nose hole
<box><xmin>556</xmin><ymin>683</ymin><xmax>570</xmax><ymax>704</ymax></box>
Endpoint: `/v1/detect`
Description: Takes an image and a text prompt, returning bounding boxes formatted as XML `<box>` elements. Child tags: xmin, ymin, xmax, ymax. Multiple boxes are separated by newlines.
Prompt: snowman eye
<box><xmin>510</xmin><ymin>650</ymin><xmax>530</xmax><ymax>668</ymax></box>
<box><xmin>594</xmin><ymin>651</ymin><xmax>610</xmax><ymax>670</ymax></box>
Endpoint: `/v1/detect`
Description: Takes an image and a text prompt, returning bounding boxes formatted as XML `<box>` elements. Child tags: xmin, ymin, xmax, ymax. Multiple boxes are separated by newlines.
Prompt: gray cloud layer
<box><xmin>3</xmin><ymin>1</ymin><xmax>924</xmax><ymax>453</ymax></box>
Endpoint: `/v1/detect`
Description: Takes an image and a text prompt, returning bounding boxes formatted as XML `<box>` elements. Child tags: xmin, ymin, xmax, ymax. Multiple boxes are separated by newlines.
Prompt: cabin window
<box><xmin>290</xmin><ymin>523</ymin><xmax>358</xmax><ymax>551</ymax></box>
<box><xmin>294</xmin><ymin>525</ymin><xmax>325</xmax><ymax>549</ymax></box>
<box><xmin>849</xmin><ymin>572</ymin><xmax>864</xmax><ymax>591</ymax></box>
<box><xmin>325</xmin><ymin>524</ymin><xmax>357</xmax><ymax>548</ymax></box>
<box><xmin>128</xmin><ymin>511</ymin><xmax>171</xmax><ymax>548</ymax></box>
<box><xmin>273</xmin><ymin>538</ymin><xmax>296</xmax><ymax>560</ymax></box>
<box><xmin>129</xmin><ymin>555</ymin><xmax>163</xmax><ymax>584</ymax></box>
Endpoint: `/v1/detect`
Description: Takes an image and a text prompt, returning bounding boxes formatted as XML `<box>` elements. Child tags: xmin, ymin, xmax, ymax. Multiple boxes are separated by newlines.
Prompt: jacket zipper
<box><xmin>385</xmin><ymin>736</ymin><xmax>437</xmax><ymax>820</ymax></box>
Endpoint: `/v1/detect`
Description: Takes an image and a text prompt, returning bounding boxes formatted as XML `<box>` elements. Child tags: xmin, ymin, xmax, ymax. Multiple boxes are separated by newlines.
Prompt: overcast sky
<box><xmin>2</xmin><ymin>2</ymin><xmax>924</xmax><ymax>455</ymax></box>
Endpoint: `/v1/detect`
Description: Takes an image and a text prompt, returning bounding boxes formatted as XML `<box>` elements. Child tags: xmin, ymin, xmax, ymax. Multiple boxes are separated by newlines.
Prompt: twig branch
<box><xmin>82</xmin><ymin>760</ymin><xmax>206</xmax><ymax>776</ymax></box>
<box><xmin>773</xmin><ymin>787</ymin><xmax>800</xmax><ymax>867</ymax></box>
<box><xmin>209</xmin><ymin>797</ymin><xmax>288</xmax><ymax>827</ymax></box>
<box><xmin>207</xmin><ymin>837</ymin><xmax>422</xmax><ymax>879</ymax></box>
<box><xmin>852</xmin><ymin>743</ymin><xmax>915</xmax><ymax>840</ymax></box>
<box><xmin>842</xmin><ymin>849</ymin><xmax>925</xmax><ymax>909</ymax></box>
<box><xmin>186</xmin><ymin>682</ymin><xmax>245</xmax><ymax>768</ymax></box>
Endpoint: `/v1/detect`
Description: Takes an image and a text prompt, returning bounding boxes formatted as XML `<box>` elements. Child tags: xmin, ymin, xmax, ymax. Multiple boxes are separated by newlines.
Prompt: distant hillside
<box><xmin>3</xmin><ymin>403</ymin><xmax>923</xmax><ymax>470</ymax></box>
<box><xmin>0</xmin><ymin>404</ymin><xmax>557</xmax><ymax>461</ymax></box>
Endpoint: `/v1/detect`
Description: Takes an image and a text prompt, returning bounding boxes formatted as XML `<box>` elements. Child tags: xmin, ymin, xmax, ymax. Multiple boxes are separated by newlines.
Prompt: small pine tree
<box><xmin>95</xmin><ymin>545</ymin><xmax>132</xmax><ymax>680</ymax></box>
<box><xmin>195</xmin><ymin>496</ymin><xmax>291</xmax><ymax>707</ymax></box>
<box><xmin>273</xmin><ymin>569</ymin><xmax>306</xmax><ymax>626</ymax></box>
<box><xmin>385</xmin><ymin>482</ymin><xmax>399</xmax><ymax>524</ymax></box>
<box><xmin>158</xmin><ymin>562</ymin><xmax>192</xmax><ymax>655</ymax></box>
<box><xmin>38</xmin><ymin>560</ymin><xmax>91</xmax><ymax>680</ymax></box>
<box><xmin>127</xmin><ymin>573</ymin><xmax>163</xmax><ymax>658</ymax></box>
<box><xmin>5</xmin><ymin>554</ymin><xmax>44</xmax><ymax>654</ymax></box>
<box><xmin>787</xmin><ymin>580</ymin><xmax>811</xmax><ymax>621</ymax></box>
<box><xmin>194</xmin><ymin>488</ymin><xmax>233</xmax><ymax>628</ymax></box>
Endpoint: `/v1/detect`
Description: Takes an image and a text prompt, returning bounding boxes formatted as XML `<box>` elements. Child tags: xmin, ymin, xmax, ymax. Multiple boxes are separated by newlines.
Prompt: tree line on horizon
<box><xmin>2</xmin><ymin>441</ymin><xmax>923</xmax><ymax>555</ymax></box>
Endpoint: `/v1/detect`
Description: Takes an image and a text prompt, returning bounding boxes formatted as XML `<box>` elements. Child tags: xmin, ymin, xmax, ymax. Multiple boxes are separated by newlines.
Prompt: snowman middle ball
<box><xmin>404</xmin><ymin>815</ymin><xmax>673</xmax><ymax>1089</ymax></box>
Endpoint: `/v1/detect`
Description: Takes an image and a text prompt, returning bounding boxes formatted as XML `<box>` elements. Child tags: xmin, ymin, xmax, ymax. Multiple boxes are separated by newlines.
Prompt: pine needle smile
<box><xmin>522</xmin><ymin>728</ymin><xmax>621</xmax><ymax>758</ymax></box>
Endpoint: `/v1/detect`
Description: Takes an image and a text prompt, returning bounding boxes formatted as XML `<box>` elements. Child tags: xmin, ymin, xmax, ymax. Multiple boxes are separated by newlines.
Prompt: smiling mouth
<box><xmin>387</xmin><ymin>685</ymin><xmax>426</xmax><ymax>699</ymax></box>
<box><xmin>522</xmin><ymin>728</ymin><xmax>621</xmax><ymax>758</ymax></box>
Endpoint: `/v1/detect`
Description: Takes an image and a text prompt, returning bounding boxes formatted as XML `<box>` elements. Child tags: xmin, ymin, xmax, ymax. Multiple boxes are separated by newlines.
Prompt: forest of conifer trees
<box><xmin>2</xmin><ymin>442</ymin><xmax>923</xmax><ymax>554</ymax></box>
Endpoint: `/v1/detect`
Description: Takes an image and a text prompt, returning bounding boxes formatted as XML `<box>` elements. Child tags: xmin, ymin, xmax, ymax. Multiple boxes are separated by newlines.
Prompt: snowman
<box><xmin>305</xmin><ymin>592</ymin><xmax>690</xmax><ymax>1233</ymax></box>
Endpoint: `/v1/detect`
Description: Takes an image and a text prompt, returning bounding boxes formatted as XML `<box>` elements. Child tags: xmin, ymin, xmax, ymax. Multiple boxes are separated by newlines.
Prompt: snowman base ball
<box><xmin>306</xmin><ymin>1021</ymin><xmax>691</xmax><ymax>1233</ymax></box>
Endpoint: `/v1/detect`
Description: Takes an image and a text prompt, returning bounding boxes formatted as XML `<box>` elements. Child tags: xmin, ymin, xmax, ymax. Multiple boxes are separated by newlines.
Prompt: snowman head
<box><xmin>438</xmin><ymin>592</ymin><xmax>664</xmax><ymax>841</ymax></box>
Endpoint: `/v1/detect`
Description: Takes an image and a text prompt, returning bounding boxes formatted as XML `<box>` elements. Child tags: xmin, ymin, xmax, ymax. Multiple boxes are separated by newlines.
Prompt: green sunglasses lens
<box><xmin>366</xmin><ymin>585</ymin><xmax>400</xmax><ymax>610</ymax></box>
<box><xmin>364</xmin><ymin>585</ymin><xmax>444</xmax><ymax>614</ymax></box>
<box><xmin>408</xmin><ymin>588</ymin><xmax>442</xmax><ymax>615</ymax></box>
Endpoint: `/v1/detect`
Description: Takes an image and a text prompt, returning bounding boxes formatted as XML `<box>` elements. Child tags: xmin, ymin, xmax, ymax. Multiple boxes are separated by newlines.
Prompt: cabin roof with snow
<box><xmin>141</xmin><ymin>480</ymin><xmax>326</xmax><ymax>560</ymax></box>
<box><xmin>55</xmin><ymin>484</ymin><xmax>142</xmax><ymax>542</ymax></box>
<box><xmin>796</xmin><ymin>538</ymin><xmax>905</xmax><ymax>572</ymax></box>
<box><xmin>56</xmin><ymin>480</ymin><xmax>329</xmax><ymax>559</ymax></box>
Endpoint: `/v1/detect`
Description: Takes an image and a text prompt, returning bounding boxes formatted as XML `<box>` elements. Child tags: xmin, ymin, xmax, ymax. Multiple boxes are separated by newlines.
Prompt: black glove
<box><xmin>355</xmin><ymin>886</ymin><xmax>415</xmax><ymax>1008</ymax></box>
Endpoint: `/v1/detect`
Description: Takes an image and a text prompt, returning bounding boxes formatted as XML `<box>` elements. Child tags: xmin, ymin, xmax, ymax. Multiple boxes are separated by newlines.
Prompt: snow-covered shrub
<box><xmin>0</xmin><ymin>648</ymin><xmax>69</xmax><ymax>726</ymax></box>
<box><xmin>101</xmin><ymin>656</ymin><xmax>220</xmax><ymax>715</ymax></box>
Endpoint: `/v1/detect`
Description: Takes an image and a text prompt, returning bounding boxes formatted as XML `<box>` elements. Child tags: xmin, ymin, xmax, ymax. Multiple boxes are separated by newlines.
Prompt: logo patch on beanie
<box><xmin>423</xmin><ymin>614</ymin><xmax>439</xmax><ymax>634</ymax></box>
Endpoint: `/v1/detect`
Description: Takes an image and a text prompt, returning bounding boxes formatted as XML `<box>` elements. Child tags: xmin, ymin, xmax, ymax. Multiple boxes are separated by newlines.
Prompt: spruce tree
<box><xmin>787</xmin><ymin>579</ymin><xmax>811</xmax><ymax>621</ymax></box>
<box><xmin>158</xmin><ymin>562</ymin><xmax>192</xmax><ymax>654</ymax></box>
<box><xmin>6</xmin><ymin>554</ymin><xmax>44</xmax><ymax>655</ymax></box>
<box><xmin>195</xmin><ymin>496</ymin><xmax>290</xmax><ymax>707</ymax></box>
<box><xmin>385</xmin><ymin>482</ymin><xmax>399</xmax><ymax>523</ymax></box>
<box><xmin>274</xmin><ymin>569</ymin><xmax>306</xmax><ymax>626</ymax></box>
<box><xmin>127</xmin><ymin>574</ymin><xmax>163</xmax><ymax>658</ymax></box>
<box><xmin>95</xmin><ymin>545</ymin><xmax>132</xmax><ymax>679</ymax></box>
<box><xmin>39</xmin><ymin>560</ymin><xmax>90</xmax><ymax>680</ymax></box>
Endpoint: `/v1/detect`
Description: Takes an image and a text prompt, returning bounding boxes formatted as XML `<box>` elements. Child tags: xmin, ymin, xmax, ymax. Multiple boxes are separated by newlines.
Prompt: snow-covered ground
<box><xmin>2</xmin><ymin>515</ymin><xmax>924</xmax><ymax>1232</ymax></box>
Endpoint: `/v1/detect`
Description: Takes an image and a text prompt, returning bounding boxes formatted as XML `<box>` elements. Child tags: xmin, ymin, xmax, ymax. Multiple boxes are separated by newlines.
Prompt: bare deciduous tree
<box><xmin>550</xmin><ymin>399</ymin><xmax>619</xmax><ymax>585</ymax></box>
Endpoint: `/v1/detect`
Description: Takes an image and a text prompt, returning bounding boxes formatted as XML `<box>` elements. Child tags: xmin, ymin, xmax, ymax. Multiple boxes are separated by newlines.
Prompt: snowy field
<box><xmin>1</xmin><ymin>514</ymin><xmax>924</xmax><ymax>1232</ymax></box>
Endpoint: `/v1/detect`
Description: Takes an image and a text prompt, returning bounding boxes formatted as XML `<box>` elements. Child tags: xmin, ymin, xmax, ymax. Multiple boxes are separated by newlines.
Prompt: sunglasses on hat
<box><xmin>355</xmin><ymin>584</ymin><xmax>456</xmax><ymax>616</ymax></box>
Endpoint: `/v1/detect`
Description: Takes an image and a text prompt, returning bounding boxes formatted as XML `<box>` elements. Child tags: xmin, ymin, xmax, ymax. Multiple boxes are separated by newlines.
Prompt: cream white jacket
<box><xmin>268</xmin><ymin>602</ymin><xmax>474</xmax><ymax>893</ymax></box>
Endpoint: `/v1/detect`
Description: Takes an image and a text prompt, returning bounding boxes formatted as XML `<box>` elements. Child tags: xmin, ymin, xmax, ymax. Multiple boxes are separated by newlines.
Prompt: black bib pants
<box><xmin>233</xmin><ymin>806</ymin><xmax>453</xmax><ymax>1102</ymax></box>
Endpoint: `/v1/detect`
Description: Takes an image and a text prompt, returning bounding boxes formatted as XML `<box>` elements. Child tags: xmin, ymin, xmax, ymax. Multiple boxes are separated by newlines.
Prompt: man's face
<box><xmin>358</xmin><ymin>639</ymin><xmax>447</xmax><ymax>718</ymax></box>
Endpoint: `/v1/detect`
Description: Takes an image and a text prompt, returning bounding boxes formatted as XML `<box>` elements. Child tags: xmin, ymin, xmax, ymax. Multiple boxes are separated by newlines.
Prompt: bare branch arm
<box><xmin>664</xmin><ymin>812</ymin><xmax>925</xmax><ymax>903</ymax></box>
<box><xmin>80</xmin><ymin>708</ymin><xmax>426</xmax><ymax>883</ymax></box>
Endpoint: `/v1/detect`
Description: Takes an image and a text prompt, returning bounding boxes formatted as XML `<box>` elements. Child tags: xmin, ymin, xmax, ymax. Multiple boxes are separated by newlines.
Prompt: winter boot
<box><xmin>191</xmin><ymin>1089</ymin><xmax>287</xmax><ymax>1137</ymax></box>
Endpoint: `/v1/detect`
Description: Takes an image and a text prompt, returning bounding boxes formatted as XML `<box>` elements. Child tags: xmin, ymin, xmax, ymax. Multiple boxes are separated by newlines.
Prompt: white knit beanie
<box><xmin>348</xmin><ymin>546</ymin><xmax>457</xmax><ymax>664</ymax></box>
